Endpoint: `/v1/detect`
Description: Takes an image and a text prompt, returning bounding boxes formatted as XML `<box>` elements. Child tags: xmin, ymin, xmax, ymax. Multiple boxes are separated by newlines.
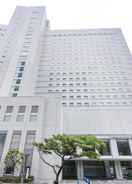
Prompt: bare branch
<box><xmin>55</xmin><ymin>164</ymin><xmax>61</xmax><ymax>169</ymax></box>
<box><xmin>54</xmin><ymin>151</ymin><xmax>63</xmax><ymax>158</ymax></box>
<box><xmin>39</xmin><ymin>151</ymin><xmax>57</xmax><ymax>175</ymax></box>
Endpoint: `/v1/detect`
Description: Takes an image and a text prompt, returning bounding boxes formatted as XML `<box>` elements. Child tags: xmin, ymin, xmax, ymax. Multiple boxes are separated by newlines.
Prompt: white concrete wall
<box><xmin>63</xmin><ymin>108</ymin><xmax>132</xmax><ymax>135</ymax></box>
<box><xmin>0</xmin><ymin>96</ymin><xmax>62</xmax><ymax>184</ymax></box>
<box><xmin>0</xmin><ymin>6</ymin><xmax>47</xmax><ymax>97</ymax></box>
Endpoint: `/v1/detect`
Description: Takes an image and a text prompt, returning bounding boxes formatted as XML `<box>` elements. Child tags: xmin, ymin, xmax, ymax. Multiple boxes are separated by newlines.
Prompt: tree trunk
<box><xmin>54</xmin><ymin>165</ymin><xmax>63</xmax><ymax>184</ymax></box>
<box><xmin>54</xmin><ymin>181</ymin><xmax>58</xmax><ymax>184</ymax></box>
<box><xmin>54</xmin><ymin>174</ymin><xmax>59</xmax><ymax>184</ymax></box>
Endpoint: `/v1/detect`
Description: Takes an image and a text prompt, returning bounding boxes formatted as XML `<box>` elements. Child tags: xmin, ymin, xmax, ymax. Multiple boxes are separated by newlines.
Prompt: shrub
<box><xmin>0</xmin><ymin>175</ymin><xmax>34</xmax><ymax>183</ymax></box>
<box><xmin>0</xmin><ymin>176</ymin><xmax>20</xmax><ymax>183</ymax></box>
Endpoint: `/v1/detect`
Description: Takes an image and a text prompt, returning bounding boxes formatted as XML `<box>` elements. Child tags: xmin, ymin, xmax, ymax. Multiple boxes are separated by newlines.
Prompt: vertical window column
<box><xmin>4</xmin><ymin>131</ymin><xmax>21</xmax><ymax>175</ymax></box>
<box><xmin>9</xmin><ymin>131</ymin><xmax>21</xmax><ymax>150</ymax></box>
<box><xmin>3</xmin><ymin>106</ymin><xmax>14</xmax><ymax>122</ymax></box>
<box><xmin>24</xmin><ymin>131</ymin><xmax>36</xmax><ymax>175</ymax></box>
<box><xmin>0</xmin><ymin>132</ymin><xmax>7</xmax><ymax>160</ymax></box>
<box><xmin>16</xmin><ymin>105</ymin><xmax>26</xmax><ymax>122</ymax></box>
<box><xmin>29</xmin><ymin>106</ymin><xmax>39</xmax><ymax>122</ymax></box>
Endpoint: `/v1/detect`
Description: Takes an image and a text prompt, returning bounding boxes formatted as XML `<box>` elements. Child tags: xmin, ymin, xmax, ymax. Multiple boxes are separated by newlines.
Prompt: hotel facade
<box><xmin>0</xmin><ymin>6</ymin><xmax>132</xmax><ymax>184</ymax></box>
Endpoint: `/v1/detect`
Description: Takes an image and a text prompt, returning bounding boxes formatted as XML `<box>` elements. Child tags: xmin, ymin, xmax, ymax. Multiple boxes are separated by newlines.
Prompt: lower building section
<box><xmin>63</xmin><ymin>160</ymin><xmax>132</xmax><ymax>180</ymax></box>
<box><xmin>0</xmin><ymin>97</ymin><xmax>132</xmax><ymax>183</ymax></box>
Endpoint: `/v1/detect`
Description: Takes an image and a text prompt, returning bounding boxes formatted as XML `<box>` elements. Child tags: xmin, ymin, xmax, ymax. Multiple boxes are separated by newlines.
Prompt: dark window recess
<box><xmin>18</xmin><ymin>106</ymin><xmax>26</xmax><ymax>113</ymax></box>
<box><xmin>4</xmin><ymin>166</ymin><xmax>14</xmax><ymax>175</ymax></box>
<box><xmin>31</xmin><ymin>106</ymin><xmax>39</xmax><ymax>113</ymax></box>
<box><xmin>14</xmin><ymin>86</ymin><xmax>19</xmax><ymax>91</ymax></box>
<box><xmin>17</xmin><ymin>73</ymin><xmax>22</xmax><ymax>78</ymax></box>
<box><xmin>19</xmin><ymin>67</ymin><xmax>24</xmax><ymax>71</ymax></box>
<box><xmin>62</xmin><ymin>161</ymin><xmax>77</xmax><ymax>180</ymax></box>
<box><xmin>83</xmin><ymin>161</ymin><xmax>116</xmax><ymax>179</ymax></box>
<box><xmin>21</xmin><ymin>62</ymin><xmax>26</xmax><ymax>66</ymax></box>
<box><xmin>121</xmin><ymin>161</ymin><xmax>132</xmax><ymax>179</ymax></box>
<box><xmin>12</xmin><ymin>93</ymin><xmax>17</xmax><ymax>97</ymax></box>
<box><xmin>101</xmin><ymin>140</ymin><xmax>111</xmax><ymax>155</ymax></box>
<box><xmin>6</xmin><ymin>106</ymin><xmax>13</xmax><ymax>113</ymax></box>
<box><xmin>16</xmin><ymin>79</ymin><xmax>21</xmax><ymax>84</ymax></box>
<box><xmin>117</xmin><ymin>140</ymin><xmax>131</xmax><ymax>155</ymax></box>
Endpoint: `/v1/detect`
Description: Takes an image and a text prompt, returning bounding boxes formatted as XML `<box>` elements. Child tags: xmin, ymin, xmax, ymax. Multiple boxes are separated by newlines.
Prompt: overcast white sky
<box><xmin>0</xmin><ymin>0</ymin><xmax>132</xmax><ymax>52</ymax></box>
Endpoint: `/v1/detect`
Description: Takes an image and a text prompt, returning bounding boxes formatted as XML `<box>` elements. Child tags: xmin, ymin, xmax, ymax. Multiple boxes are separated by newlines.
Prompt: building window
<box><xmin>29</xmin><ymin>114</ymin><xmax>37</xmax><ymax>122</ymax></box>
<box><xmin>120</xmin><ymin>161</ymin><xmax>132</xmax><ymax>179</ymax></box>
<box><xmin>14</xmin><ymin>86</ymin><xmax>19</xmax><ymax>91</ymax></box>
<box><xmin>3</xmin><ymin>106</ymin><xmax>13</xmax><ymax>121</ymax></box>
<box><xmin>10</xmin><ymin>131</ymin><xmax>21</xmax><ymax>150</ymax></box>
<box><xmin>69</xmin><ymin>102</ymin><xmax>74</xmax><ymax>107</ymax></box>
<box><xmin>19</xmin><ymin>67</ymin><xmax>24</xmax><ymax>72</ymax></box>
<box><xmin>83</xmin><ymin>161</ymin><xmax>105</xmax><ymax>179</ymax></box>
<box><xmin>101</xmin><ymin>140</ymin><xmax>111</xmax><ymax>155</ymax></box>
<box><xmin>16</xmin><ymin>114</ymin><xmax>25</xmax><ymax>122</ymax></box>
<box><xmin>62</xmin><ymin>102</ymin><xmax>67</xmax><ymax>106</ymax></box>
<box><xmin>4</xmin><ymin>131</ymin><xmax>21</xmax><ymax>175</ymax></box>
<box><xmin>0</xmin><ymin>132</ymin><xmax>7</xmax><ymax>160</ymax></box>
<box><xmin>6</xmin><ymin>106</ymin><xmax>13</xmax><ymax>113</ymax></box>
<box><xmin>16</xmin><ymin>79</ymin><xmax>21</xmax><ymax>84</ymax></box>
<box><xmin>31</xmin><ymin>106</ymin><xmax>39</xmax><ymax>113</ymax></box>
<box><xmin>16</xmin><ymin>106</ymin><xmax>26</xmax><ymax>122</ymax></box>
<box><xmin>3</xmin><ymin>114</ymin><xmax>12</xmax><ymax>122</ymax></box>
<box><xmin>83</xmin><ymin>161</ymin><xmax>115</xmax><ymax>179</ymax></box>
<box><xmin>117</xmin><ymin>140</ymin><xmax>131</xmax><ymax>156</ymax></box>
<box><xmin>84</xmin><ymin>102</ymin><xmax>89</xmax><ymax>107</ymax></box>
<box><xmin>12</xmin><ymin>93</ymin><xmax>17</xmax><ymax>97</ymax></box>
<box><xmin>29</xmin><ymin>106</ymin><xmax>39</xmax><ymax>122</ymax></box>
<box><xmin>17</xmin><ymin>73</ymin><xmax>22</xmax><ymax>78</ymax></box>
<box><xmin>24</xmin><ymin>131</ymin><xmax>36</xmax><ymax>174</ymax></box>
<box><xmin>18</xmin><ymin>106</ymin><xmax>26</xmax><ymax>113</ymax></box>
<box><xmin>62</xmin><ymin>161</ymin><xmax>77</xmax><ymax>180</ymax></box>
<box><xmin>21</xmin><ymin>62</ymin><xmax>25</xmax><ymax>66</ymax></box>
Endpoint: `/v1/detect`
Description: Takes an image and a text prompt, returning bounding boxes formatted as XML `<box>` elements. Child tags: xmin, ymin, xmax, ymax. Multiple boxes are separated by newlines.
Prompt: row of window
<box><xmin>38</xmin><ymin>76</ymin><xmax>131</xmax><ymax>81</ymax></box>
<box><xmin>45</xmin><ymin>88</ymin><xmax>132</xmax><ymax>93</ymax></box>
<box><xmin>10</xmin><ymin>11</ymin><xmax>42</xmax><ymax>96</ymax></box>
<box><xmin>38</xmin><ymin>70</ymin><xmax>128</xmax><ymax>76</ymax></box>
<box><xmin>39</xmin><ymin>81</ymin><xmax>131</xmax><ymax>86</ymax></box>
<box><xmin>61</xmin><ymin>101</ymin><xmax>132</xmax><ymax>107</ymax></box>
<box><xmin>39</xmin><ymin>71</ymin><xmax>129</xmax><ymax>75</ymax></box>
<box><xmin>0</xmin><ymin>130</ymin><xmax>36</xmax><ymax>175</ymax></box>
<box><xmin>63</xmin><ymin>160</ymin><xmax>132</xmax><ymax>180</ymax></box>
<box><xmin>1</xmin><ymin>105</ymin><xmax>39</xmax><ymax>122</ymax></box>
<box><xmin>102</xmin><ymin>139</ymin><xmax>132</xmax><ymax>156</ymax></box>
<box><xmin>49</xmin><ymin>32</ymin><xmax>119</xmax><ymax>36</ymax></box>
<box><xmin>4</xmin><ymin>105</ymin><xmax>38</xmax><ymax>113</ymax></box>
<box><xmin>61</xmin><ymin>94</ymin><xmax>132</xmax><ymax>99</ymax></box>
<box><xmin>47</xmin><ymin>83</ymin><xmax>130</xmax><ymax>87</ymax></box>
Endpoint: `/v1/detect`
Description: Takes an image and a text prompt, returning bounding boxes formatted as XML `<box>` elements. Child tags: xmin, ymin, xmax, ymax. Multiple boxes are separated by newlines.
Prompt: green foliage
<box><xmin>34</xmin><ymin>134</ymin><xmax>105</xmax><ymax>183</ymax></box>
<box><xmin>4</xmin><ymin>149</ymin><xmax>24</xmax><ymax>169</ymax></box>
<box><xmin>74</xmin><ymin>135</ymin><xmax>105</xmax><ymax>159</ymax></box>
<box><xmin>0</xmin><ymin>176</ymin><xmax>21</xmax><ymax>183</ymax></box>
<box><xmin>34</xmin><ymin>134</ymin><xmax>105</xmax><ymax>159</ymax></box>
<box><xmin>0</xmin><ymin>176</ymin><xmax>34</xmax><ymax>183</ymax></box>
<box><xmin>26</xmin><ymin>176</ymin><xmax>34</xmax><ymax>183</ymax></box>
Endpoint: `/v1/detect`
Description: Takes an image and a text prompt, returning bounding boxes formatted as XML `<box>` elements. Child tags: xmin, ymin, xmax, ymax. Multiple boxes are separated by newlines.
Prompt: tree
<box><xmin>4</xmin><ymin>149</ymin><xmax>27</xmax><ymax>183</ymax></box>
<box><xmin>4</xmin><ymin>149</ymin><xmax>24</xmax><ymax>175</ymax></box>
<box><xmin>34</xmin><ymin>134</ymin><xmax>105</xmax><ymax>184</ymax></box>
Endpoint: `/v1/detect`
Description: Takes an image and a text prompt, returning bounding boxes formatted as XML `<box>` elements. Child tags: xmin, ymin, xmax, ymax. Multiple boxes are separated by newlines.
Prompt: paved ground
<box><xmin>61</xmin><ymin>180</ymin><xmax>132</xmax><ymax>184</ymax></box>
<box><xmin>1</xmin><ymin>180</ymin><xmax>132</xmax><ymax>184</ymax></box>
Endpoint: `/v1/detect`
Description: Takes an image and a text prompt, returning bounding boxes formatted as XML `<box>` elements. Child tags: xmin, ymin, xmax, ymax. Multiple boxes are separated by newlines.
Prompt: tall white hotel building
<box><xmin>0</xmin><ymin>6</ymin><xmax>132</xmax><ymax>184</ymax></box>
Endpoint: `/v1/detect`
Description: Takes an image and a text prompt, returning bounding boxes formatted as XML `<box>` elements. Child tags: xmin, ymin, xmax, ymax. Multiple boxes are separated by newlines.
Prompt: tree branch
<box><xmin>39</xmin><ymin>151</ymin><xmax>57</xmax><ymax>175</ymax></box>
<box><xmin>54</xmin><ymin>151</ymin><xmax>62</xmax><ymax>158</ymax></box>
